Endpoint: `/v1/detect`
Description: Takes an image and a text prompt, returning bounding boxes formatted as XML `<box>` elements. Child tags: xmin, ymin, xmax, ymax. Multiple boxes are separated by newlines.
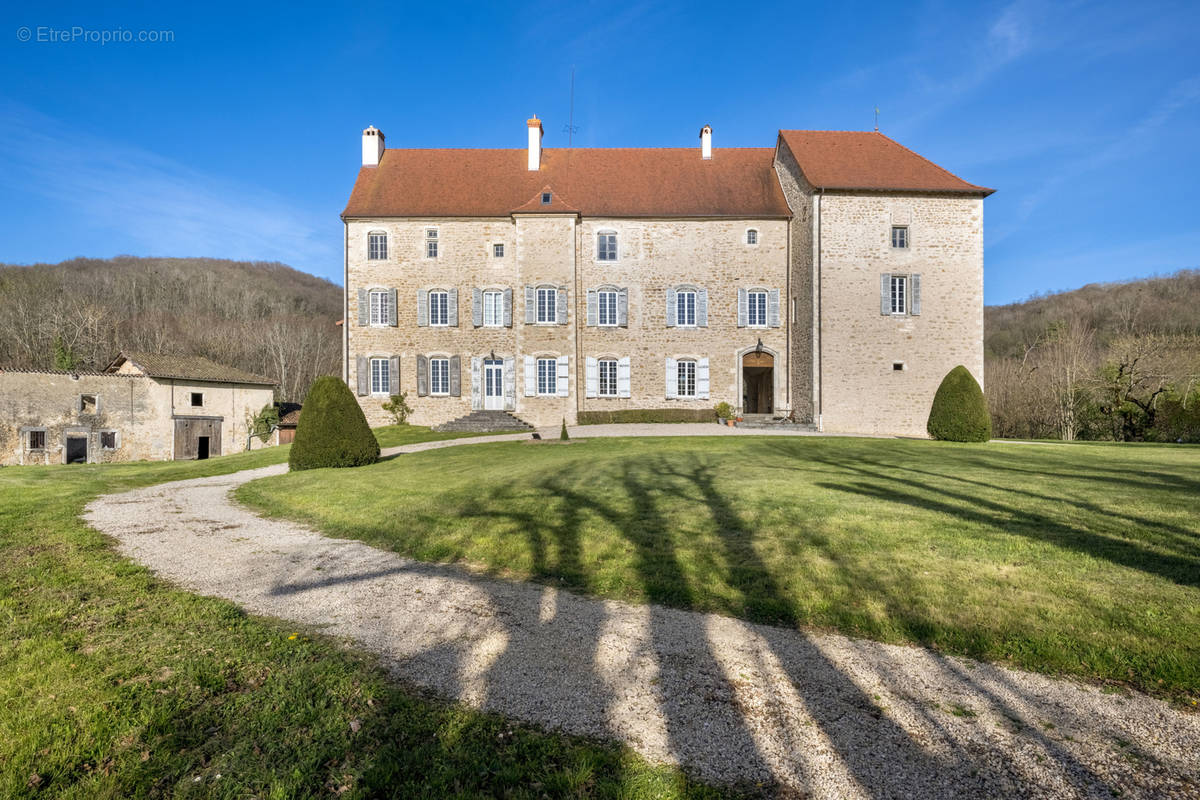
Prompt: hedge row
<box><xmin>577</xmin><ymin>409</ymin><xmax>717</xmax><ymax>425</ymax></box>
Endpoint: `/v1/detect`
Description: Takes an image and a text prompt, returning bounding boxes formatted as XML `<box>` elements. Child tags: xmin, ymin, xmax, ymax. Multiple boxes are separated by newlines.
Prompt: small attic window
<box><xmin>541</xmin><ymin>192</ymin><xmax>552</xmax><ymax>205</ymax></box>
<box><xmin>79</xmin><ymin>394</ymin><xmax>98</xmax><ymax>414</ymax></box>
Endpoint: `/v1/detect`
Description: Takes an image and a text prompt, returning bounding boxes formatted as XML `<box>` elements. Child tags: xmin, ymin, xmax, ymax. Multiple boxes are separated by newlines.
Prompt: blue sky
<box><xmin>1</xmin><ymin>0</ymin><xmax>1196</xmax><ymax>305</ymax></box>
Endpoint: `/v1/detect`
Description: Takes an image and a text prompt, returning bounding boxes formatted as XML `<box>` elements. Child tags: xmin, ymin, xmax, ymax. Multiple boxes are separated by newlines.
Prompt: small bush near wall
<box><xmin>289</xmin><ymin>377</ymin><xmax>380</xmax><ymax>470</ymax></box>
<box><xmin>927</xmin><ymin>366</ymin><xmax>992</xmax><ymax>442</ymax></box>
<box><xmin>577</xmin><ymin>409</ymin><xmax>716</xmax><ymax>425</ymax></box>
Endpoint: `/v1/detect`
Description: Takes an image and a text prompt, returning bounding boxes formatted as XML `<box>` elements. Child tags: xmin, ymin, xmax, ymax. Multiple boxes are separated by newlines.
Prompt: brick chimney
<box><xmin>362</xmin><ymin>126</ymin><xmax>385</xmax><ymax>167</ymax></box>
<box><xmin>527</xmin><ymin>115</ymin><xmax>543</xmax><ymax>171</ymax></box>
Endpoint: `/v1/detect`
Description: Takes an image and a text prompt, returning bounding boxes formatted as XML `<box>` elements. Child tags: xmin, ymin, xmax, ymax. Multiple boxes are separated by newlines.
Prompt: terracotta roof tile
<box><xmin>343</xmin><ymin>147</ymin><xmax>791</xmax><ymax>218</ymax></box>
<box><xmin>511</xmin><ymin>186</ymin><xmax>580</xmax><ymax>214</ymax></box>
<box><xmin>778</xmin><ymin>131</ymin><xmax>993</xmax><ymax>195</ymax></box>
<box><xmin>108</xmin><ymin>352</ymin><xmax>276</xmax><ymax>385</ymax></box>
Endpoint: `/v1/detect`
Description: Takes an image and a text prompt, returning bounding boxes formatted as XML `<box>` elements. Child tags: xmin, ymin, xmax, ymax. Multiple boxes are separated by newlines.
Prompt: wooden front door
<box><xmin>742</xmin><ymin>351</ymin><xmax>774</xmax><ymax>414</ymax></box>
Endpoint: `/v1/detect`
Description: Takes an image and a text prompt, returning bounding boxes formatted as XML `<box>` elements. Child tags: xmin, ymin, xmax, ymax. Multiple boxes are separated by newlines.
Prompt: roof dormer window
<box><xmin>541</xmin><ymin>192</ymin><xmax>552</xmax><ymax>205</ymax></box>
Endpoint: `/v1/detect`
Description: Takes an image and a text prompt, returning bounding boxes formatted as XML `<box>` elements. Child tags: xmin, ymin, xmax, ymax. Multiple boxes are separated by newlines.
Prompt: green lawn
<box><xmin>238</xmin><ymin>436</ymin><xmax>1200</xmax><ymax>704</ymax></box>
<box><xmin>0</xmin><ymin>426</ymin><xmax>724</xmax><ymax>799</ymax></box>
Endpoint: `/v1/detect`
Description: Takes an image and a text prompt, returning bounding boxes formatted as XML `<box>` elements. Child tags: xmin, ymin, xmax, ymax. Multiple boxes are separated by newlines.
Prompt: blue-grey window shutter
<box><xmin>503</xmin><ymin>356</ymin><xmax>515</xmax><ymax>409</ymax></box>
<box><xmin>448</xmin><ymin>289</ymin><xmax>459</xmax><ymax>327</ymax></box>
<box><xmin>911</xmin><ymin>274</ymin><xmax>922</xmax><ymax>316</ymax></box>
<box><xmin>666</xmin><ymin>288</ymin><xmax>677</xmax><ymax>327</ymax></box>
<box><xmin>586</xmin><ymin>289</ymin><xmax>598</xmax><ymax>326</ymax></box>
<box><xmin>357</xmin><ymin>289</ymin><xmax>368</xmax><ymax>326</ymax></box>
<box><xmin>416</xmin><ymin>355</ymin><xmax>428</xmax><ymax>396</ymax></box>
<box><xmin>503</xmin><ymin>288</ymin><xmax>513</xmax><ymax>327</ymax></box>
<box><xmin>665</xmin><ymin>357</ymin><xmax>677</xmax><ymax>398</ymax></box>
<box><xmin>618</xmin><ymin>288</ymin><xmax>629</xmax><ymax>327</ymax></box>
<box><xmin>472</xmin><ymin>288</ymin><xmax>483</xmax><ymax>327</ymax></box>
<box><xmin>737</xmin><ymin>288</ymin><xmax>748</xmax><ymax>328</ymax></box>
<box><xmin>418</xmin><ymin>289</ymin><xmax>430</xmax><ymax>326</ymax></box>
<box><xmin>471</xmin><ymin>357</ymin><xmax>482</xmax><ymax>409</ymax></box>
<box><xmin>880</xmin><ymin>274</ymin><xmax>891</xmax><ymax>315</ymax></box>
<box><xmin>449</xmin><ymin>355</ymin><xmax>461</xmax><ymax>396</ymax></box>
<box><xmin>524</xmin><ymin>286</ymin><xmax>535</xmax><ymax>324</ymax></box>
<box><xmin>698</xmin><ymin>288</ymin><xmax>709</xmax><ymax>327</ymax></box>
<box><xmin>356</xmin><ymin>355</ymin><xmax>368</xmax><ymax>396</ymax></box>
<box><xmin>388</xmin><ymin>356</ymin><xmax>400</xmax><ymax>394</ymax></box>
<box><xmin>387</xmin><ymin>289</ymin><xmax>398</xmax><ymax>326</ymax></box>
<box><xmin>557</xmin><ymin>286</ymin><xmax>568</xmax><ymax>325</ymax></box>
<box><xmin>768</xmin><ymin>289</ymin><xmax>781</xmax><ymax>328</ymax></box>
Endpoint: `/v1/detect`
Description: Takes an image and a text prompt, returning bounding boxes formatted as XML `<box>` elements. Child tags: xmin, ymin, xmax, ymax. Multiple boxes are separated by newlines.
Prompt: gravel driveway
<box><xmin>84</xmin><ymin>436</ymin><xmax>1200</xmax><ymax>799</ymax></box>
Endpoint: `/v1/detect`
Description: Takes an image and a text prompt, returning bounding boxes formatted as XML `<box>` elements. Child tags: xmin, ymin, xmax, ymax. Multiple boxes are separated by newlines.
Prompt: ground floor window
<box><xmin>677</xmin><ymin>360</ymin><xmax>697</xmax><ymax>397</ymax></box>
<box><xmin>430</xmin><ymin>357</ymin><xmax>450</xmax><ymax>395</ymax></box>
<box><xmin>536</xmin><ymin>358</ymin><xmax>556</xmax><ymax>395</ymax></box>
<box><xmin>100</xmin><ymin>430</ymin><xmax>118</xmax><ymax>449</ymax></box>
<box><xmin>370</xmin><ymin>357</ymin><xmax>390</xmax><ymax>394</ymax></box>
<box><xmin>598</xmin><ymin>359</ymin><xmax>617</xmax><ymax>397</ymax></box>
<box><xmin>28</xmin><ymin>429</ymin><xmax>46</xmax><ymax>449</ymax></box>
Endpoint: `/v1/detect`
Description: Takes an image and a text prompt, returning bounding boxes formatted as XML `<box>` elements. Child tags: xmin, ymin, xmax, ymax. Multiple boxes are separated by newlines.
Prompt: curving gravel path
<box><xmin>84</xmin><ymin>435</ymin><xmax>1200</xmax><ymax>799</ymax></box>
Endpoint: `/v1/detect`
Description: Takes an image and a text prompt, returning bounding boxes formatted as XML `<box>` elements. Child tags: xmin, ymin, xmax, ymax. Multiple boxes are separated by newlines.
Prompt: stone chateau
<box><xmin>341</xmin><ymin>118</ymin><xmax>991</xmax><ymax>435</ymax></box>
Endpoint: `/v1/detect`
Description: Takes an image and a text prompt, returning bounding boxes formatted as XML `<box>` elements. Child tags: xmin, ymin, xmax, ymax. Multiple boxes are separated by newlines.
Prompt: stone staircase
<box><xmin>432</xmin><ymin>410</ymin><xmax>535</xmax><ymax>433</ymax></box>
<box><xmin>733</xmin><ymin>413</ymin><xmax>818</xmax><ymax>432</ymax></box>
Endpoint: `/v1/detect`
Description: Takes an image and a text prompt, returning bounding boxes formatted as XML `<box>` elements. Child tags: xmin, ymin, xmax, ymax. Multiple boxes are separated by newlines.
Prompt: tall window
<box><xmin>536</xmin><ymin>287</ymin><xmax>557</xmax><ymax>323</ymax></box>
<box><xmin>676</xmin><ymin>360</ymin><xmax>697</xmax><ymax>397</ymax></box>
<box><xmin>598</xmin><ymin>359</ymin><xmax>618</xmax><ymax>397</ymax></box>
<box><xmin>597</xmin><ymin>231</ymin><xmax>617</xmax><ymax>261</ymax></box>
<box><xmin>430</xmin><ymin>358</ymin><xmax>449</xmax><ymax>395</ymax></box>
<box><xmin>368</xmin><ymin>231</ymin><xmax>388</xmax><ymax>260</ymax></box>
<box><xmin>746</xmin><ymin>228</ymin><xmax>759</xmax><ymax>245</ymax></box>
<box><xmin>598</xmin><ymin>289</ymin><xmax>618</xmax><ymax>326</ymax></box>
<box><xmin>425</xmin><ymin>228</ymin><xmax>439</xmax><ymax>258</ymax></box>
<box><xmin>747</xmin><ymin>290</ymin><xmax>768</xmax><ymax>327</ymax></box>
<box><xmin>369</xmin><ymin>289</ymin><xmax>391</xmax><ymax>325</ymax></box>
<box><xmin>890</xmin><ymin>275</ymin><xmax>908</xmax><ymax>314</ymax></box>
<box><xmin>483</xmin><ymin>290</ymin><xmax>504</xmax><ymax>327</ymax></box>
<box><xmin>676</xmin><ymin>290</ymin><xmax>697</xmax><ymax>326</ymax></box>
<box><xmin>536</xmin><ymin>358</ymin><xmax>556</xmax><ymax>395</ymax></box>
<box><xmin>891</xmin><ymin>226</ymin><xmax>908</xmax><ymax>249</ymax></box>
<box><xmin>370</xmin><ymin>358</ymin><xmax>390</xmax><ymax>394</ymax></box>
<box><xmin>429</xmin><ymin>291</ymin><xmax>449</xmax><ymax>326</ymax></box>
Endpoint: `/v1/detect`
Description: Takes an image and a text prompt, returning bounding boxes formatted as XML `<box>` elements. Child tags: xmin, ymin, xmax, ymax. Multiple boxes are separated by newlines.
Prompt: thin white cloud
<box><xmin>0</xmin><ymin>101</ymin><xmax>336</xmax><ymax>272</ymax></box>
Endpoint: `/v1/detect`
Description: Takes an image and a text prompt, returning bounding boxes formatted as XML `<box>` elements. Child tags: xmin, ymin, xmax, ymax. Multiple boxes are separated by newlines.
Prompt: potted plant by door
<box><xmin>714</xmin><ymin>401</ymin><xmax>733</xmax><ymax>425</ymax></box>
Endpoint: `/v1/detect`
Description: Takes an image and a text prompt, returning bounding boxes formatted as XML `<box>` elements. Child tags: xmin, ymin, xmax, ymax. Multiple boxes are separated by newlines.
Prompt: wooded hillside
<box><xmin>0</xmin><ymin>257</ymin><xmax>342</xmax><ymax>402</ymax></box>
<box><xmin>984</xmin><ymin>270</ymin><xmax>1200</xmax><ymax>442</ymax></box>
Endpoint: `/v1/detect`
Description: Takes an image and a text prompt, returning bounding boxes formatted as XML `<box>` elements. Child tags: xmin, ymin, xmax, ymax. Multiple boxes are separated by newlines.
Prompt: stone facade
<box><xmin>0</xmin><ymin>368</ymin><xmax>275</xmax><ymax>466</ymax></box>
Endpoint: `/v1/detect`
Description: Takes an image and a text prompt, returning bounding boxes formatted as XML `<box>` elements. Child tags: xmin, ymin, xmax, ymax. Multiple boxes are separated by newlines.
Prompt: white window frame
<box><xmin>370</xmin><ymin>357</ymin><xmax>390</xmax><ymax>395</ymax></box>
<box><xmin>425</xmin><ymin>228</ymin><xmax>439</xmax><ymax>259</ymax></box>
<box><xmin>676</xmin><ymin>290</ymin><xmax>697</xmax><ymax>327</ymax></box>
<box><xmin>492</xmin><ymin>242</ymin><xmax>505</xmax><ymax>258</ymax></box>
<box><xmin>597</xmin><ymin>289</ymin><xmax>618</xmax><ymax>327</ymax></box>
<box><xmin>676</xmin><ymin>360</ymin><xmax>697</xmax><ymax>398</ymax></box>
<box><xmin>429</xmin><ymin>290</ymin><xmax>449</xmax><ymax>326</ymax></box>
<box><xmin>745</xmin><ymin>228</ymin><xmax>759</xmax><ymax>245</ymax></box>
<box><xmin>429</xmin><ymin>357</ymin><xmax>450</xmax><ymax>396</ymax></box>
<box><xmin>596</xmin><ymin>230</ymin><xmax>618</xmax><ymax>262</ymax></box>
<box><xmin>891</xmin><ymin>226</ymin><xmax>909</xmax><ymax>249</ymax></box>
<box><xmin>890</xmin><ymin>275</ymin><xmax>908</xmax><ymax>315</ymax></box>
<box><xmin>598</xmin><ymin>359</ymin><xmax>618</xmax><ymax>397</ymax></box>
<box><xmin>747</xmin><ymin>289</ymin><xmax>768</xmax><ymax>328</ymax></box>
<box><xmin>482</xmin><ymin>290</ymin><xmax>504</xmax><ymax>327</ymax></box>
<box><xmin>367</xmin><ymin>230</ymin><xmax>388</xmax><ymax>260</ymax></box>
<box><xmin>536</xmin><ymin>357</ymin><xmax>557</xmax><ymax>395</ymax></box>
<box><xmin>369</xmin><ymin>289</ymin><xmax>391</xmax><ymax>326</ymax></box>
<box><xmin>536</xmin><ymin>286</ymin><xmax>557</xmax><ymax>324</ymax></box>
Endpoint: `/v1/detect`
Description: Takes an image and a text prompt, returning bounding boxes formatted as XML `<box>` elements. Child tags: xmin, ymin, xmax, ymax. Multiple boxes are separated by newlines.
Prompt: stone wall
<box><xmin>773</xmin><ymin>145</ymin><xmax>815</xmax><ymax>422</ymax></box>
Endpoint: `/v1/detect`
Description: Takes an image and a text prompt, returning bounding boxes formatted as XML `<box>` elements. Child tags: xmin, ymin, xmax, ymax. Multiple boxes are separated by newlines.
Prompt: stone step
<box><xmin>432</xmin><ymin>410</ymin><xmax>534</xmax><ymax>433</ymax></box>
<box><xmin>733</xmin><ymin>417</ymin><xmax>817</xmax><ymax>431</ymax></box>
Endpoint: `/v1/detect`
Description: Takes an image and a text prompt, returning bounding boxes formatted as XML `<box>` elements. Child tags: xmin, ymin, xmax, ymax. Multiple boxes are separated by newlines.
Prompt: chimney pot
<box><xmin>527</xmin><ymin>114</ymin><xmax>543</xmax><ymax>171</ymax></box>
<box><xmin>362</xmin><ymin>125</ymin><xmax>385</xmax><ymax>167</ymax></box>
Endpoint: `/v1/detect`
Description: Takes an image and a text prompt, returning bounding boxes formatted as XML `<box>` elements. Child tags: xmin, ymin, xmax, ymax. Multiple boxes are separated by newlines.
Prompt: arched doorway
<box><xmin>742</xmin><ymin>350</ymin><xmax>774</xmax><ymax>414</ymax></box>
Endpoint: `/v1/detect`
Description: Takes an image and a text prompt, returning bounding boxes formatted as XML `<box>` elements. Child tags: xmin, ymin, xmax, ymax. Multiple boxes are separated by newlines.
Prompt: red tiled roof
<box><xmin>342</xmin><ymin>147</ymin><xmax>791</xmax><ymax>218</ymax></box>
<box><xmin>511</xmin><ymin>185</ymin><xmax>580</xmax><ymax>214</ymax></box>
<box><xmin>778</xmin><ymin>131</ymin><xmax>993</xmax><ymax>195</ymax></box>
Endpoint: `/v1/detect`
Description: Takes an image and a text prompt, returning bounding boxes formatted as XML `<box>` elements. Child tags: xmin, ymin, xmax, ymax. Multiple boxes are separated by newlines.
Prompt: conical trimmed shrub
<box><xmin>927</xmin><ymin>366</ymin><xmax>992</xmax><ymax>442</ymax></box>
<box><xmin>288</xmin><ymin>376</ymin><xmax>380</xmax><ymax>470</ymax></box>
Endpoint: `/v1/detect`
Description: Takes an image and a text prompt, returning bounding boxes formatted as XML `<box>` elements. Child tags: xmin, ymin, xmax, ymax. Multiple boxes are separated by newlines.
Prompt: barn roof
<box><xmin>107</xmin><ymin>352</ymin><xmax>276</xmax><ymax>386</ymax></box>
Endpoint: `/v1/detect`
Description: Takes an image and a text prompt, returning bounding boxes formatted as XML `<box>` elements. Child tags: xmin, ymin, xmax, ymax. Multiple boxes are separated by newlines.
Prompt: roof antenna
<box><xmin>562</xmin><ymin>66</ymin><xmax>578</xmax><ymax>196</ymax></box>
<box><xmin>874</xmin><ymin>106</ymin><xmax>880</xmax><ymax>132</ymax></box>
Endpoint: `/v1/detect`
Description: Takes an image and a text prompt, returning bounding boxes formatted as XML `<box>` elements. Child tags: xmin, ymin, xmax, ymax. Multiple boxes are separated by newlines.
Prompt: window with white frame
<box><xmin>425</xmin><ymin>228</ymin><xmax>439</xmax><ymax>258</ymax></box>
<box><xmin>747</xmin><ymin>290</ymin><xmax>768</xmax><ymax>327</ymax></box>
<box><xmin>536</xmin><ymin>287</ymin><xmax>557</xmax><ymax>323</ymax></box>
<box><xmin>27</xmin><ymin>429</ymin><xmax>46</xmax><ymax>449</ymax></box>
<box><xmin>368</xmin><ymin>231</ymin><xmax>388</xmax><ymax>260</ymax></box>
<box><xmin>369</xmin><ymin>289</ymin><xmax>391</xmax><ymax>325</ymax></box>
<box><xmin>370</xmin><ymin>357</ymin><xmax>390</xmax><ymax>394</ymax></box>
<box><xmin>597</xmin><ymin>289</ymin><xmax>618</xmax><ymax>326</ymax></box>
<box><xmin>493</xmin><ymin>243</ymin><xmax>504</xmax><ymax>258</ymax></box>
<box><xmin>676</xmin><ymin>290</ymin><xmax>697</xmax><ymax>326</ymax></box>
<box><xmin>676</xmin><ymin>360</ymin><xmax>697</xmax><ymax>397</ymax></box>
<box><xmin>482</xmin><ymin>290</ymin><xmax>504</xmax><ymax>327</ymax></box>
<box><xmin>597</xmin><ymin>231</ymin><xmax>617</xmax><ymax>261</ymax></box>
<box><xmin>890</xmin><ymin>275</ymin><xmax>908</xmax><ymax>314</ymax></box>
<box><xmin>598</xmin><ymin>359</ymin><xmax>618</xmax><ymax>397</ymax></box>
<box><xmin>536</xmin><ymin>357</ymin><xmax>556</xmax><ymax>395</ymax></box>
<box><xmin>891</xmin><ymin>226</ymin><xmax>908</xmax><ymax>249</ymax></box>
<box><xmin>429</xmin><ymin>358</ymin><xmax>450</xmax><ymax>395</ymax></box>
<box><xmin>429</xmin><ymin>290</ymin><xmax>449</xmax><ymax>326</ymax></box>
<box><xmin>746</xmin><ymin>228</ymin><xmax>759</xmax><ymax>245</ymax></box>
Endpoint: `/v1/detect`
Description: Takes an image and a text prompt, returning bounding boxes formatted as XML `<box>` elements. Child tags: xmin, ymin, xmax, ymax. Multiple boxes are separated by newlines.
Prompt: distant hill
<box><xmin>986</xmin><ymin>270</ymin><xmax>1200</xmax><ymax>359</ymax></box>
<box><xmin>0</xmin><ymin>256</ymin><xmax>342</xmax><ymax>401</ymax></box>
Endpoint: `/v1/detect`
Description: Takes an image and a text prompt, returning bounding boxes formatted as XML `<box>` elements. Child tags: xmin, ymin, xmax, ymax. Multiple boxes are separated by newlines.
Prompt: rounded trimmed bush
<box><xmin>927</xmin><ymin>365</ymin><xmax>992</xmax><ymax>442</ymax></box>
<box><xmin>288</xmin><ymin>376</ymin><xmax>380</xmax><ymax>471</ymax></box>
